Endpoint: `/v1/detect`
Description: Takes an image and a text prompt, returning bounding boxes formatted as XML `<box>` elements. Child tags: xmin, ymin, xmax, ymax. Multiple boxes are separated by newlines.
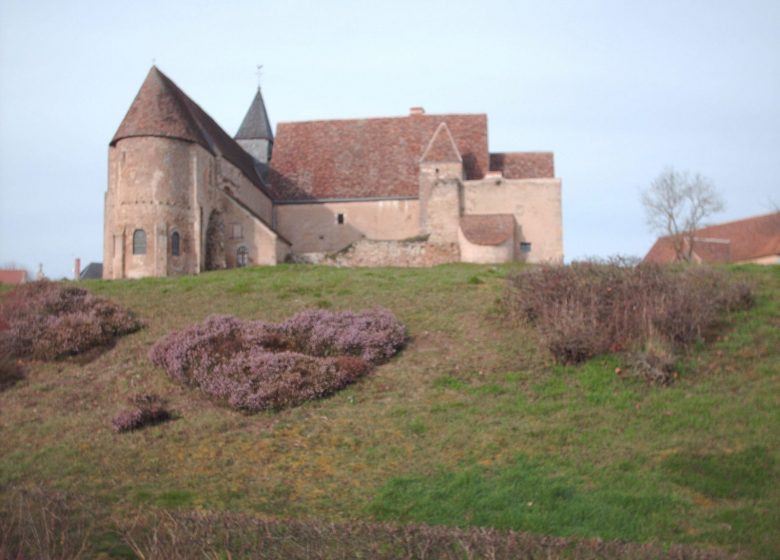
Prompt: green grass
<box><xmin>1</xmin><ymin>263</ymin><xmax>779</xmax><ymax>558</ymax></box>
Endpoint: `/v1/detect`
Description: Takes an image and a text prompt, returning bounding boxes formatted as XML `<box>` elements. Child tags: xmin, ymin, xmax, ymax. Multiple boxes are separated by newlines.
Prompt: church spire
<box><xmin>236</xmin><ymin>86</ymin><xmax>274</xmax><ymax>163</ymax></box>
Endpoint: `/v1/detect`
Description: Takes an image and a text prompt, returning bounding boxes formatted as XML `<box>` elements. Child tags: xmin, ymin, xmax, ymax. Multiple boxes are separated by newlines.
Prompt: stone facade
<box><xmin>104</xmin><ymin>67</ymin><xmax>563</xmax><ymax>278</ymax></box>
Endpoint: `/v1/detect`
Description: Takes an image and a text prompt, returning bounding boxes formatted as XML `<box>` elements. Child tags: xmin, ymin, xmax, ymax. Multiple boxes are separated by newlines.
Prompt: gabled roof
<box><xmin>79</xmin><ymin>262</ymin><xmax>103</xmax><ymax>280</ymax></box>
<box><xmin>236</xmin><ymin>88</ymin><xmax>274</xmax><ymax>141</ymax></box>
<box><xmin>111</xmin><ymin>66</ymin><xmax>269</xmax><ymax>195</ymax></box>
<box><xmin>420</xmin><ymin>122</ymin><xmax>462</xmax><ymax>163</ymax></box>
<box><xmin>644</xmin><ymin>211</ymin><xmax>780</xmax><ymax>264</ymax></box>
<box><xmin>459</xmin><ymin>214</ymin><xmax>516</xmax><ymax>246</ymax></box>
<box><xmin>269</xmin><ymin>113</ymin><xmax>489</xmax><ymax>201</ymax></box>
<box><xmin>489</xmin><ymin>152</ymin><xmax>555</xmax><ymax>179</ymax></box>
<box><xmin>0</xmin><ymin>269</ymin><xmax>27</xmax><ymax>285</ymax></box>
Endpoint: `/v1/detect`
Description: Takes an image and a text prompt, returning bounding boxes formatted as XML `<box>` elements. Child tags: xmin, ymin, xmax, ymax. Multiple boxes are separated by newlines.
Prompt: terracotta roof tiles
<box><xmin>111</xmin><ymin>67</ymin><xmax>270</xmax><ymax>196</ymax></box>
<box><xmin>459</xmin><ymin>214</ymin><xmax>516</xmax><ymax>246</ymax></box>
<box><xmin>420</xmin><ymin>122</ymin><xmax>462</xmax><ymax>163</ymax></box>
<box><xmin>489</xmin><ymin>152</ymin><xmax>554</xmax><ymax>179</ymax></box>
<box><xmin>644</xmin><ymin>212</ymin><xmax>780</xmax><ymax>264</ymax></box>
<box><xmin>270</xmin><ymin>113</ymin><xmax>488</xmax><ymax>201</ymax></box>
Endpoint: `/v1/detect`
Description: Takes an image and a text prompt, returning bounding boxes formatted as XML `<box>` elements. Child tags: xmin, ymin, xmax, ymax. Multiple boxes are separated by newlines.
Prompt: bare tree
<box><xmin>641</xmin><ymin>167</ymin><xmax>725</xmax><ymax>262</ymax></box>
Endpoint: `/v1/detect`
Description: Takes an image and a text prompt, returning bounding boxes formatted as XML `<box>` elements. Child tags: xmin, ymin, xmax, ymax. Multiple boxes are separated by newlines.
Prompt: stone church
<box><xmin>103</xmin><ymin>67</ymin><xmax>562</xmax><ymax>279</ymax></box>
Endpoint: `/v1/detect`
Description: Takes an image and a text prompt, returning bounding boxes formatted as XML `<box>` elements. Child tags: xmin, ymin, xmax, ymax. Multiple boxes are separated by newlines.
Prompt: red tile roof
<box><xmin>420</xmin><ymin>123</ymin><xmax>462</xmax><ymax>163</ymax></box>
<box><xmin>459</xmin><ymin>214</ymin><xmax>516</xmax><ymax>246</ymax></box>
<box><xmin>644</xmin><ymin>212</ymin><xmax>780</xmax><ymax>264</ymax></box>
<box><xmin>269</xmin><ymin>113</ymin><xmax>488</xmax><ymax>200</ymax></box>
<box><xmin>0</xmin><ymin>269</ymin><xmax>27</xmax><ymax>285</ymax></box>
<box><xmin>111</xmin><ymin>67</ymin><xmax>270</xmax><ymax>196</ymax></box>
<box><xmin>489</xmin><ymin>152</ymin><xmax>554</xmax><ymax>179</ymax></box>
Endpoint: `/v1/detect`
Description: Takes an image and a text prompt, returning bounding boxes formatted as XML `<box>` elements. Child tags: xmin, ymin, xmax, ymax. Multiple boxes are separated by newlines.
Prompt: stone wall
<box><xmin>462</xmin><ymin>177</ymin><xmax>563</xmax><ymax>263</ymax></box>
<box><xmin>105</xmin><ymin>137</ymin><xmax>284</xmax><ymax>279</ymax></box>
<box><xmin>306</xmin><ymin>239</ymin><xmax>459</xmax><ymax>267</ymax></box>
<box><xmin>104</xmin><ymin>137</ymin><xmax>201</xmax><ymax>279</ymax></box>
<box><xmin>275</xmin><ymin>198</ymin><xmax>420</xmax><ymax>254</ymax></box>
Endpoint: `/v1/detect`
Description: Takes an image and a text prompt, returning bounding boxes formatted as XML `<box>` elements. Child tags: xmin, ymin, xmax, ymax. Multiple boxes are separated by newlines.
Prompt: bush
<box><xmin>149</xmin><ymin>309</ymin><xmax>404</xmax><ymax>412</ymax></box>
<box><xmin>112</xmin><ymin>394</ymin><xmax>173</xmax><ymax>433</ymax></box>
<box><xmin>0</xmin><ymin>317</ymin><xmax>23</xmax><ymax>391</ymax></box>
<box><xmin>0</xmin><ymin>281</ymin><xmax>142</xmax><ymax>360</ymax></box>
<box><xmin>278</xmin><ymin>308</ymin><xmax>407</xmax><ymax>363</ymax></box>
<box><xmin>506</xmin><ymin>263</ymin><xmax>753</xmax><ymax>366</ymax></box>
<box><xmin>0</xmin><ymin>486</ymin><xmax>92</xmax><ymax>560</ymax></box>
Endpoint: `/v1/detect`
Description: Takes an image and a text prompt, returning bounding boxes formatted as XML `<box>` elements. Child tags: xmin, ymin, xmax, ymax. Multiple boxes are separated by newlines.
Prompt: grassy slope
<box><xmin>1</xmin><ymin>263</ymin><xmax>778</xmax><ymax>558</ymax></box>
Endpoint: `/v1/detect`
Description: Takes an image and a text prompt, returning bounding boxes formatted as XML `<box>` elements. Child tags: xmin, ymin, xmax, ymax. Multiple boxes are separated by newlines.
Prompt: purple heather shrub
<box><xmin>0</xmin><ymin>281</ymin><xmax>142</xmax><ymax>360</ymax></box>
<box><xmin>112</xmin><ymin>394</ymin><xmax>172</xmax><ymax>433</ymax></box>
<box><xmin>279</xmin><ymin>308</ymin><xmax>406</xmax><ymax>364</ymax></box>
<box><xmin>149</xmin><ymin>309</ymin><xmax>403</xmax><ymax>412</ymax></box>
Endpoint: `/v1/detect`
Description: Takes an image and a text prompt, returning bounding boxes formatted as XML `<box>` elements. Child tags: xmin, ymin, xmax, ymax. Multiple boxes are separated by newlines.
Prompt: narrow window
<box><xmin>337</xmin><ymin>213</ymin><xmax>345</xmax><ymax>225</ymax></box>
<box><xmin>232</xmin><ymin>223</ymin><xmax>243</xmax><ymax>239</ymax></box>
<box><xmin>171</xmin><ymin>232</ymin><xmax>181</xmax><ymax>256</ymax></box>
<box><xmin>237</xmin><ymin>246</ymin><xmax>249</xmax><ymax>267</ymax></box>
<box><xmin>132</xmin><ymin>229</ymin><xmax>146</xmax><ymax>255</ymax></box>
<box><xmin>520</xmin><ymin>242</ymin><xmax>532</xmax><ymax>253</ymax></box>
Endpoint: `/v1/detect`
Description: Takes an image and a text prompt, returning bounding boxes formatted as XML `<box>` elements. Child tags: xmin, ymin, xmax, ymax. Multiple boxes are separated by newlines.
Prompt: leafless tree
<box><xmin>641</xmin><ymin>167</ymin><xmax>724</xmax><ymax>262</ymax></box>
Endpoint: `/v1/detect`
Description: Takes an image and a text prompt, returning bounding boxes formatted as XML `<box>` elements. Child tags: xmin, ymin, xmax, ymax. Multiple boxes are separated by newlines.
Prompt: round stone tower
<box><xmin>104</xmin><ymin>67</ymin><xmax>208</xmax><ymax>279</ymax></box>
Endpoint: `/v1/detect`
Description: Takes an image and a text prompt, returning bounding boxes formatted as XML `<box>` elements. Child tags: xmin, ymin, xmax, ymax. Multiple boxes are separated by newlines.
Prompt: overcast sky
<box><xmin>1</xmin><ymin>0</ymin><xmax>778</xmax><ymax>279</ymax></box>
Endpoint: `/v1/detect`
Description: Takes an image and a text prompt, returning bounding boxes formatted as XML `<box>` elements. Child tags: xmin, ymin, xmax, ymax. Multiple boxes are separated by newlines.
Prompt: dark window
<box><xmin>237</xmin><ymin>246</ymin><xmax>249</xmax><ymax>267</ymax></box>
<box><xmin>132</xmin><ymin>229</ymin><xmax>146</xmax><ymax>255</ymax></box>
<box><xmin>337</xmin><ymin>213</ymin><xmax>345</xmax><ymax>225</ymax></box>
<box><xmin>520</xmin><ymin>242</ymin><xmax>532</xmax><ymax>253</ymax></box>
<box><xmin>171</xmin><ymin>232</ymin><xmax>181</xmax><ymax>256</ymax></box>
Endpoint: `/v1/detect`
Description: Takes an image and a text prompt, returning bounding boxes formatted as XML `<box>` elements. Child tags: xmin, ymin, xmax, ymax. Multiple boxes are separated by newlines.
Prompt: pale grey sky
<box><xmin>1</xmin><ymin>0</ymin><xmax>778</xmax><ymax>278</ymax></box>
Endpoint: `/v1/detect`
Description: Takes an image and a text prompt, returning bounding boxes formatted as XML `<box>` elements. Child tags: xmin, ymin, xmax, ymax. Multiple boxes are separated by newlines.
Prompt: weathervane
<box><xmin>256</xmin><ymin>64</ymin><xmax>263</xmax><ymax>89</ymax></box>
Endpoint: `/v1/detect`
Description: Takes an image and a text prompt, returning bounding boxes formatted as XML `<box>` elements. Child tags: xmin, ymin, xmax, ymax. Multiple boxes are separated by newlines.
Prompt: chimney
<box><xmin>409</xmin><ymin>106</ymin><xmax>426</xmax><ymax>116</ymax></box>
<box><xmin>74</xmin><ymin>258</ymin><xmax>81</xmax><ymax>281</ymax></box>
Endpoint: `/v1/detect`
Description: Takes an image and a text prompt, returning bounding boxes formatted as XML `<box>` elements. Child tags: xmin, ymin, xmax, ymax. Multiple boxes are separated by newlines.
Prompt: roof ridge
<box><xmin>276</xmin><ymin>112</ymin><xmax>486</xmax><ymax>127</ymax></box>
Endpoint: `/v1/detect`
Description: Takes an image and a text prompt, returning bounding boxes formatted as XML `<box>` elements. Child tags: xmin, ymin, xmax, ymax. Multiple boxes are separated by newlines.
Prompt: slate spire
<box><xmin>236</xmin><ymin>88</ymin><xmax>274</xmax><ymax>142</ymax></box>
<box><xmin>236</xmin><ymin>87</ymin><xmax>274</xmax><ymax>163</ymax></box>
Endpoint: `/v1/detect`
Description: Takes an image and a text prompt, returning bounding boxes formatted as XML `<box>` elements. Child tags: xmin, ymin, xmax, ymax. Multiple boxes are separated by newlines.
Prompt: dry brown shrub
<box><xmin>506</xmin><ymin>262</ymin><xmax>753</xmax><ymax>367</ymax></box>
<box><xmin>118</xmin><ymin>509</ymin><xmax>736</xmax><ymax>560</ymax></box>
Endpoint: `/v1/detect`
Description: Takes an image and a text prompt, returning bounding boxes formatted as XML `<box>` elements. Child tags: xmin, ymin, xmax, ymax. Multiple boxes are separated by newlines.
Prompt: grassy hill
<box><xmin>1</xmin><ymin>263</ymin><xmax>778</xmax><ymax>558</ymax></box>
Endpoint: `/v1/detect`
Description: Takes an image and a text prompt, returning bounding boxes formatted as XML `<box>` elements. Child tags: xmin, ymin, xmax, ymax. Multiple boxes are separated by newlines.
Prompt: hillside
<box><xmin>1</xmin><ymin>264</ymin><xmax>778</xmax><ymax>558</ymax></box>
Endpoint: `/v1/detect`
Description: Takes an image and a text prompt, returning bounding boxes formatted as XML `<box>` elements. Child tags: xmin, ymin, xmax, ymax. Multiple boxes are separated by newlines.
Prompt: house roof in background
<box><xmin>0</xmin><ymin>269</ymin><xmax>27</xmax><ymax>284</ymax></box>
<box><xmin>79</xmin><ymin>262</ymin><xmax>103</xmax><ymax>280</ymax></box>
<box><xmin>644</xmin><ymin>211</ymin><xmax>780</xmax><ymax>263</ymax></box>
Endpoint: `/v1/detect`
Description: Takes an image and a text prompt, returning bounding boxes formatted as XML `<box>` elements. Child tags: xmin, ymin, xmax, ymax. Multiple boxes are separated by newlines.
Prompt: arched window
<box><xmin>132</xmin><ymin>229</ymin><xmax>146</xmax><ymax>255</ymax></box>
<box><xmin>171</xmin><ymin>232</ymin><xmax>181</xmax><ymax>256</ymax></box>
<box><xmin>237</xmin><ymin>246</ymin><xmax>249</xmax><ymax>267</ymax></box>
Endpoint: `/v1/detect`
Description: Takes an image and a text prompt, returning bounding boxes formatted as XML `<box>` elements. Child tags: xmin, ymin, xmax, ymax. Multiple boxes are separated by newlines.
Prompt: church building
<box><xmin>103</xmin><ymin>67</ymin><xmax>562</xmax><ymax>278</ymax></box>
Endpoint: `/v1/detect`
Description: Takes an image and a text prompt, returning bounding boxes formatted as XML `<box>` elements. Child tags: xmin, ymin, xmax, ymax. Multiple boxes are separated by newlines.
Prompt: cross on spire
<box><xmin>256</xmin><ymin>65</ymin><xmax>263</xmax><ymax>89</ymax></box>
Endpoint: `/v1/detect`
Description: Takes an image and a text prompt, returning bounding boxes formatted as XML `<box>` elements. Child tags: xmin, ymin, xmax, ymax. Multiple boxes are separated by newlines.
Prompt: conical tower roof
<box><xmin>236</xmin><ymin>88</ymin><xmax>274</xmax><ymax>141</ymax></box>
<box><xmin>111</xmin><ymin>66</ymin><xmax>208</xmax><ymax>146</ymax></box>
<box><xmin>420</xmin><ymin>122</ymin><xmax>462</xmax><ymax>163</ymax></box>
<box><xmin>110</xmin><ymin>66</ymin><xmax>271</xmax><ymax>195</ymax></box>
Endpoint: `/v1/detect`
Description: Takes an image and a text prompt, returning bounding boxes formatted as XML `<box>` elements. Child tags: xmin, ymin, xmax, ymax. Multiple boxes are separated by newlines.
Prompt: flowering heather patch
<box><xmin>149</xmin><ymin>309</ymin><xmax>403</xmax><ymax>412</ymax></box>
<box><xmin>0</xmin><ymin>281</ymin><xmax>142</xmax><ymax>360</ymax></box>
<box><xmin>279</xmin><ymin>308</ymin><xmax>407</xmax><ymax>363</ymax></box>
<box><xmin>112</xmin><ymin>394</ymin><xmax>172</xmax><ymax>433</ymax></box>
